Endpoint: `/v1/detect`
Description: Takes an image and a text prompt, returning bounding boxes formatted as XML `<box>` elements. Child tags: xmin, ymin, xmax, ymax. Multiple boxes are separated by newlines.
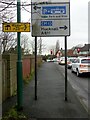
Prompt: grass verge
<box><xmin>1</xmin><ymin>106</ymin><xmax>27</xmax><ymax>120</ymax></box>
<box><xmin>23</xmin><ymin>69</ymin><xmax>34</xmax><ymax>85</ymax></box>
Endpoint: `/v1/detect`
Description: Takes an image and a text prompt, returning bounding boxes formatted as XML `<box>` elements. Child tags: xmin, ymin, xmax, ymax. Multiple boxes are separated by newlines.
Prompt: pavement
<box><xmin>22</xmin><ymin>62</ymin><xmax>89</xmax><ymax>119</ymax></box>
<box><xmin>2</xmin><ymin>62</ymin><xmax>90</xmax><ymax>119</ymax></box>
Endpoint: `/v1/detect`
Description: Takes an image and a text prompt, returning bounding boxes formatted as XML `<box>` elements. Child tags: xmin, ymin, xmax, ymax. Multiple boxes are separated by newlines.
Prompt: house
<box><xmin>79</xmin><ymin>44</ymin><xmax>90</xmax><ymax>56</ymax></box>
<box><xmin>67</xmin><ymin>49</ymin><xmax>75</xmax><ymax>57</ymax></box>
<box><xmin>70</xmin><ymin>46</ymin><xmax>83</xmax><ymax>57</ymax></box>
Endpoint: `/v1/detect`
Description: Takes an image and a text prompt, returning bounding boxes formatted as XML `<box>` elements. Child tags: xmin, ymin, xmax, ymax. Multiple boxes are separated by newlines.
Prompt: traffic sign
<box><xmin>32</xmin><ymin>3</ymin><xmax>70</xmax><ymax>20</ymax></box>
<box><xmin>2</xmin><ymin>23</ymin><xmax>30</xmax><ymax>32</ymax></box>
<box><xmin>31</xmin><ymin>2</ymin><xmax>70</xmax><ymax>37</ymax></box>
<box><xmin>32</xmin><ymin>20</ymin><xmax>70</xmax><ymax>36</ymax></box>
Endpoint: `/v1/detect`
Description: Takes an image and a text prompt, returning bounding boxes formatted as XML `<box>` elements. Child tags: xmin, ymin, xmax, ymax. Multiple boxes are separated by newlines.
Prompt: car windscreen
<box><xmin>70</xmin><ymin>59</ymin><xmax>76</xmax><ymax>63</ymax></box>
<box><xmin>81</xmin><ymin>59</ymin><xmax>90</xmax><ymax>63</ymax></box>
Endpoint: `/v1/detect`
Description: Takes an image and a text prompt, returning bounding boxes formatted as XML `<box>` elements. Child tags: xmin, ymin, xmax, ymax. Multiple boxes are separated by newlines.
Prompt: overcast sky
<box><xmin>21</xmin><ymin>0</ymin><xmax>89</xmax><ymax>54</ymax></box>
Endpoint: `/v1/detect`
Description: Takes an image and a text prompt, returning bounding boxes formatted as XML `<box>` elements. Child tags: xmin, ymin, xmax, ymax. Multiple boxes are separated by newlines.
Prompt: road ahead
<box><xmin>57</xmin><ymin>62</ymin><xmax>89</xmax><ymax>112</ymax></box>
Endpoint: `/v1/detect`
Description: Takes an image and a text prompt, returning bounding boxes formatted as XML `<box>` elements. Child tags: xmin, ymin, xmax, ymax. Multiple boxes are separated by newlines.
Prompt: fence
<box><xmin>22</xmin><ymin>55</ymin><xmax>42</xmax><ymax>79</ymax></box>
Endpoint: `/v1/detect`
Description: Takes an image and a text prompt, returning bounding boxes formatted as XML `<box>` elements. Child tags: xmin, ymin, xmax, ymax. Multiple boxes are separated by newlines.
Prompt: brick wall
<box><xmin>22</xmin><ymin>55</ymin><xmax>42</xmax><ymax>79</ymax></box>
<box><xmin>1</xmin><ymin>54</ymin><xmax>42</xmax><ymax>102</ymax></box>
<box><xmin>2</xmin><ymin>54</ymin><xmax>17</xmax><ymax>101</ymax></box>
<box><xmin>0</xmin><ymin>55</ymin><xmax>2</xmax><ymax>104</ymax></box>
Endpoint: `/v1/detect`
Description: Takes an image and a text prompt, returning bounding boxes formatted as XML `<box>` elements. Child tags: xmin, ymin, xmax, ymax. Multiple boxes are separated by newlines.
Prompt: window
<box><xmin>81</xmin><ymin>59</ymin><xmax>90</xmax><ymax>63</ymax></box>
<box><xmin>77</xmin><ymin>59</ymin><xmax>80</xmax><ymax>63</ymax></box>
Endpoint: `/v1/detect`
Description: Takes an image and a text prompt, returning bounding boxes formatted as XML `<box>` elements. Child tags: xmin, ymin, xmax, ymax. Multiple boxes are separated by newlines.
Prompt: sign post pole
<box><xmin>17</xmin><ymin>0</ymin><xmax>23</xmax><ymax>109</ymax></box>
<box><xmin>31</xmin><ymin>0</ymin><xmax>70</xmax><ymax>101</ymax></box>
<box><xmin>65</xmin><ymin>36</ymin><xmax>67</xmax><ymax>101</ymax></box>
<box><xmin>35</xmin><ymin>36</ymin><xmax>37</xmax><ymax>100</ymax></box>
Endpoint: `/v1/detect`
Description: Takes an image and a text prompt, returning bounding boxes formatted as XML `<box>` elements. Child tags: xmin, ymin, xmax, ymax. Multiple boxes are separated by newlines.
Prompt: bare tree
<box><xmin>38</xmin><ymin>37</ymin><xmax>42</xmax><ymax>55</ymax></box>
<box><xmin>0</xmin><ymin>0</ymin><xmax>31</xmax><ymax>54</ymax></box>
<box><xmin>0</xmin><ymin>32</ymin><xmax>16</xmax><ymax>53</ymax></box>
<box><xmin>37</xmin><ymin>37</ymin><xmax>46</xmax><ymax>55</ymax></box>
<box><xmin>29</xmin><ymin>37</ymin><xmax>46</xmax><ymax>55</ymax></box>
<box><xmin>20</xmin><ymin>34</ymin><xmax>30</xmax><ymax>54</ymax></box>
<box><xmin>0</xmin><ymin>1</ymin><xmax>16</xmax><ymax>54</ymax></box>
<box><xmin>0</xmin><ymin>1</ymin><xmax>16</xmax><ymax>13</ymax></box>
<box><xmin>30</xmin><ymin>38</ymin><xmax>35</xmax><ymax>54</ymax></box>
<box><xmin>55</xmin><ymin>40</ymin><xmax>60</xmax><ymax>54</ymax></box>
<box><xmin>38</xmin><ymin>37</ymin><xmax>46</xmax><ymax>55</ymax></box>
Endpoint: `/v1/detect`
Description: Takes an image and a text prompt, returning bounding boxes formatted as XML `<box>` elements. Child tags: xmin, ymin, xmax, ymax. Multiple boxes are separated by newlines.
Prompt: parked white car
<box><xmin>67</xmin><ymin>57</ymin><xmax>77</xmax><ymax>69</ymax></box>
<box><xmin>71</xmin><ymin>57</ymin><xmax>90</xmax><ymax>76</ymax></box>
<box><xmin>58</xmin><ymin>57</ymin><xmax>65</xmax><ymax>65</ymax></box>
<box><xmin>53</xmin><ymin>58</ymin><xmax>60</xmax><ymax>62</ymax></box>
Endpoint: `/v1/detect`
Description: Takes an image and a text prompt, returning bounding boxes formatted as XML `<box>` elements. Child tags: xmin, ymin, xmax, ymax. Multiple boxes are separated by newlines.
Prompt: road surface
<box><xmin>57</xmin><ymin>63</ymin><xmax>89</xmax><ymax>112</ymax></box>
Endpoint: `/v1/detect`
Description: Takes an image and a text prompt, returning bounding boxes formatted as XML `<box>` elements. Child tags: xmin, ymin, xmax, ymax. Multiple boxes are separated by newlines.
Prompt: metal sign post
<box><xmin>65</xmin><ymin>36</ymin><xmax>67</xmax><ymax>101</ymax></box>
<box><xmin>31</xmin><ymin>0</ymin><xmax>70</xmax><ymax>101</ymax></box>
<box><xmin>35</xmin><ymin>36</ymin><xmax>37</xmax><ymax>100</ymax></box>
<box><xmin>17</xmin><ymin>0</ymin><xmax>23</xmax><ymax>110</ymax></box>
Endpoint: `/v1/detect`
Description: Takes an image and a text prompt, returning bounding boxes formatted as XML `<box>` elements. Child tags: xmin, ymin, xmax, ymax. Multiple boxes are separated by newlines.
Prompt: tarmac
<box><xmin>2</xmin><ymin>62</ymin><xmax>90</xmax><ymax>119</ymax></box>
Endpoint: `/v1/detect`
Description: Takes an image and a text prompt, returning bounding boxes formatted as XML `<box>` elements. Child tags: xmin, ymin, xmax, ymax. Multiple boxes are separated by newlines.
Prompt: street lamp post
<box><xmin>17</xmin><ymin>0</ymin><xmax>23</xmax><ymax>110</ymax></box>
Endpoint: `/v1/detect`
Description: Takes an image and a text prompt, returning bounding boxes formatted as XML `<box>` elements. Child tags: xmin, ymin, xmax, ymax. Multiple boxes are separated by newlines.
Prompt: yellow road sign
<box><xmin>2</xmin><ymin>23</ymin><xmax>30</xmax><ymax>32</ymax></box>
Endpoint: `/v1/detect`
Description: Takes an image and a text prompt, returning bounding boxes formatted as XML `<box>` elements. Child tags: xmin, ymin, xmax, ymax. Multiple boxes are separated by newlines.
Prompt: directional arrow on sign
<box><xmin>33</xmin><ymin>5</ymin><xmax>41</xmax><ymax>10</ymax></box>
<box><xmin>59</xmin><ymin>25</ymin><xmax>68</xmax><ymax>30</ymax></box>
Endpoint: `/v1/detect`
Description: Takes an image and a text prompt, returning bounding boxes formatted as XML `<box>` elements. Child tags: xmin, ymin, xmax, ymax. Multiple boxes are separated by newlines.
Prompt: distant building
<box><xmin>72</xmin><ymin>46</ymin><xmax>82</xmax><ymax>56</ymax></box>
<box><xmin>67</xmin><ymin>49</ymin><xmax>74</xmax><ymax>57</ymax></box>
<box><xmin>79</xmin><ymin>44</ymin><xmax>90</xmax><ymax>56</ymax></box>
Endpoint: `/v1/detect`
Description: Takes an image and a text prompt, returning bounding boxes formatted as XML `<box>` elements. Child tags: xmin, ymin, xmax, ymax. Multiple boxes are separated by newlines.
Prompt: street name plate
<box><xmin>31</xmin><ymin>2</ymin><xmax>70</xmax><ymax>37</ymax></box>
<box><xmin>2</xmin><ymin>23</ymin><xmax>30</xmax><ymax>32</ymax></box>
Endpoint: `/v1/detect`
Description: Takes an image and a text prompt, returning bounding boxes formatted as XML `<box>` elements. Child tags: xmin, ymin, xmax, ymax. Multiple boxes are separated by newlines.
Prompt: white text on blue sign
<box><xmin>42</xmin><ymin>6</ymin><xmax>66</xmax><ymax>15</ymax></box>
<box><xmin>41</xmin><ymin>21</ymin><xmax>52</xmax><ymax>26</ymax></box>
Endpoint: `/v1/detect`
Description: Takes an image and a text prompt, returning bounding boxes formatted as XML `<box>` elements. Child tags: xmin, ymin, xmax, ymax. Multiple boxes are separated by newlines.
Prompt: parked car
<box><xmin>47</xmin><ymin>58</ymin><xmax>53</xmax><ymax>62</ymax></box>
<box><xmin>67</xmin><ymin>57</ymin><xmax>77</xmax><ymax>69</ymax></box>
<box><xmin>53</xmin><ymin>58</ymin><xmax>60</xmax><ymax>62</ymax></box>
<box><xmin>58</xmin><ymin>57</ymin><xmax>65</xmax><ymax>65</ymax></box>
<box><xmin>71</xmin><ymin>57</ymin><xmax>90</xmax><ymax>76</ymax></box>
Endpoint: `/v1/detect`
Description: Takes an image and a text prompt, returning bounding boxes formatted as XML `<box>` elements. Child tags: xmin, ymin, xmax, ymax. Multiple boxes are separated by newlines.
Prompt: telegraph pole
<box><xmin>17</xmin><ymin>0</ymin><xmax>23</xmax><ymax>110</ymax></box>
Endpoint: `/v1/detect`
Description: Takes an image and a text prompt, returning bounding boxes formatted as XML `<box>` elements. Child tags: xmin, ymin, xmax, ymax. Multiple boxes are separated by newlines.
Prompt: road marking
<box><xmin>62</xmin><ymin>70</ymin><xmax>89</xmax><ymax>114</ymax></box>
<box><xmin>76</xmin><ymin>95</ymin><xmax>89</xmax><ymax>114</ymax></box>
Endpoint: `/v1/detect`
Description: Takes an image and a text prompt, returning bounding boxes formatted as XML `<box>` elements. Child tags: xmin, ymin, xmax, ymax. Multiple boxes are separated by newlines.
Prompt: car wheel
<box><xmin>76</xmin><ymin>69</ymin><xmax>80</xmax><ymax>77</ymax></box>
<box><xmin>71</xmin><ymin>68</ymin><xmax>74</xmax><ymax>73</ymax></box>
<box><xmin>67</xmin><ymin>66</ymin><xmax>69</xmax><ymax>69</ymax></box>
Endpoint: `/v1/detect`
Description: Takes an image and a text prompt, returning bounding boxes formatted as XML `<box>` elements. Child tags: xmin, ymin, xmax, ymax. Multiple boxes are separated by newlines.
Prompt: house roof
<box><xmin>72</xmin><ymin>46</ymin><xmax>82</xmax><ymax>51</ymax></box>
<box><xmin>67</xmin><ymin>49</ymin><xmax>75</xmax><ymax>56</ymax></box>
<box><xmin>80</xmin><ymin>44</ymin><xmax>90</xmax><ymax>52</ymax></box>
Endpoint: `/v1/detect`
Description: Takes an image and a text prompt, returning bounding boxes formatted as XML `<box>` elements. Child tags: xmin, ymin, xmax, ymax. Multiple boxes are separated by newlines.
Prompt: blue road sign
<box><xmin>41</xmin><ymin>21</ymin><xmax>52</xmax><ymax>26</ymax></box>
<box><xmin>42</xmin><ymin>6</ymin><xmax>66</xmax><ymax>15</ymax></box>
